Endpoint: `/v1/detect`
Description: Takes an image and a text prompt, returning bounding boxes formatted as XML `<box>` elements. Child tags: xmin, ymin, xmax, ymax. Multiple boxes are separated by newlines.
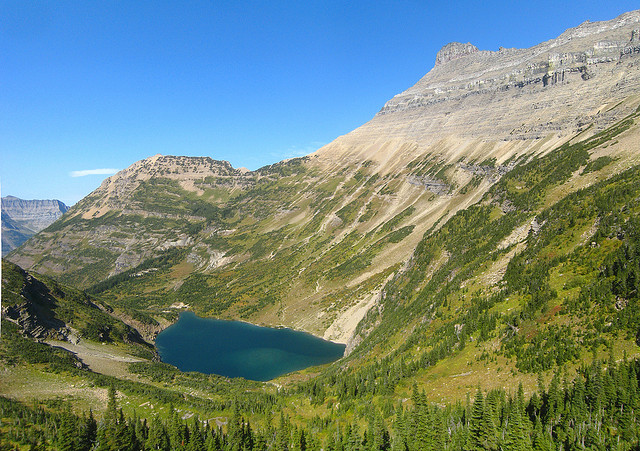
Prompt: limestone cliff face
<box><xmin>1</xmin><ymin>196</ymin><xmax>69</xmax><ymax>255</ymax></box>
<box><xmin>370</xmin><ymin>10</ymin><xmax>640</xmax><ymax>141</ymax></box>
<box><xmin>434</xmin><ymin>42</ymin><xmax>479</xmax><ymax>66</ymax></box>
<box><xmin>311</xmin><ymin>10</ymin><xmax>640</xmax><ymax>183</ymax></box>
<box><xmin>2</xmin><ymin>196</ymin><xmax>69</xmax><ymax>231</ymax></box>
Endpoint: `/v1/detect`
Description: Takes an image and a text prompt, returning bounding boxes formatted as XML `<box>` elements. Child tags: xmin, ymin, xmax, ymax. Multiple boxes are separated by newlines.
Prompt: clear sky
<box><xmin>2</xmin><ymin>1</ymin><xmax>638</xmax><ymax>206</ymax></box>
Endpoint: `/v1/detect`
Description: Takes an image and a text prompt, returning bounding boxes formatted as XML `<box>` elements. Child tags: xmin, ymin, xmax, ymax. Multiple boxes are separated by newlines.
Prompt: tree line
<box><xmin>2</xmin><ymin>356</ymin><xmax>639</xmax><ymax>450</ymax></box>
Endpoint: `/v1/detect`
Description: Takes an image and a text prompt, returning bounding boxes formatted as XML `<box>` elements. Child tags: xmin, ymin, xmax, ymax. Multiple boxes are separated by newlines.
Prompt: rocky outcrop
<box><xmin>1</xmin><ymin>262</ymin><xmax>151</xmax><ymax>349</ymax></box>
<box><xmin>2</xmin><ymin>300</ymin><xmax>72</xmax><ymax>341</ymax></box>
<box><xmin>407</xmin><ymin>176</ymin><xmax>450</xmax><ymax>195</ymax></box>
<box><xmin>459</xmin><ymin>162</ymin><xmax>513</xmax><ymax>184</ymax></box>
<box><xmin>1</xmin><ymin>272</ymin><xmax>75</xmax><ymax>342</ymax></box>
<box><xmin>435</xmin><ymin>42</ymin><xmax>479</xmax><ymax>66</ymax></box>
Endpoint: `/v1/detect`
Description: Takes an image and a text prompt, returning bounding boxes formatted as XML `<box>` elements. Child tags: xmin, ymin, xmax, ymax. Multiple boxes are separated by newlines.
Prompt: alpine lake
<box><xmin>155</xmin><ymin>311</ymin><xmax>346</xmax><ymax>381</ymax></box>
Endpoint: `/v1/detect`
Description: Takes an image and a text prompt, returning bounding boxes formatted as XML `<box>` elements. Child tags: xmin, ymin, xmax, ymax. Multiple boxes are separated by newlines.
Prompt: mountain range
<box><xmin>3</xmin><ymin>9</ymin><xmax>640</xmax><ymax>450</ymax></box>
<box><xmin>8</xmin><ymin>10</ymin><xmax>640</xmax><ymax>345</ymax></box>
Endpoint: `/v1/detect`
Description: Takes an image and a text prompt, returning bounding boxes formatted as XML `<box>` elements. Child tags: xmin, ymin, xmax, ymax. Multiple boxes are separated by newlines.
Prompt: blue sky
<box><xmin>2</xmin><ymin>1</ymin><xmax>638</xmax><ymax>206</ymax></box>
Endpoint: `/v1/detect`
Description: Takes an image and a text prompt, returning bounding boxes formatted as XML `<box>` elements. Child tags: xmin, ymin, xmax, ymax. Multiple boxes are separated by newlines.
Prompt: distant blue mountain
<box><xmin>1</xmin><ymin>196</ymin><xmax>68</xmax><ymax>256</ymax></box>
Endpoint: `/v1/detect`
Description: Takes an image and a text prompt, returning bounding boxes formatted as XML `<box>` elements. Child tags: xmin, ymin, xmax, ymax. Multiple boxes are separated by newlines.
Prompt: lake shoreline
<box><xmin>157</xmin><ymin>305</ymin><xmax>349</xmax><ymax>346</ymax></box>
<box><xmin>155</xmin><ymin>311</ymin><xmax>346</xmax><ymax>381</ymax></box>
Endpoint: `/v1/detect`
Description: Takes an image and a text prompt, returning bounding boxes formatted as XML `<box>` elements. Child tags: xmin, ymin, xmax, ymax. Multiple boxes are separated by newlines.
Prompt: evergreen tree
<box><xmin>502</xmin><ymin>398</ymin><xmax>529</xmax><ymax>451</ymax></box>
<box><xmin>583</xmin><ymin>422</ymin><xmax>604</xmax><ymax>450</ymax></box>
<box><xmin>105</xmin><ymin>385</ymin><xmax>118</xmax><ymax>425</ymax></box>
<box><xmin>133</xmin><ymin>414</ymin><xmax>147</xmax><ymax>446</ymax></box>
<box><xmin>297</xmin><ymin>428</ymin><xmax>307</xmax><ymax>451</ymax></box>
<box><xmin>205</xmin><ymin>425</ymin><xmax>223</xmax><ymax>451</ymax></box>
<box><xmin>346</xmin><ymin>422</ymin><xmax>361</xmax><ymax>451</ymax></box>
<box><xmin>371</xmin><ymin>413</ymin><xmax>390</xmax><ymax>451</ymax></box>
<box><xmin>482</xmin><ymin>391</ymin><xmax>499</xmax><ymax>450</ymax></box>
<box><xmin>96</xmin><ymin>385</ymin><xmax>120</xmax><ymax>451</ymax></box>
<box><xmin>116</xmin><ymin>409</ymin><xmax>138</xmax><ymax>451</ymax></box>
<box><xmin>604</xmin><ymin>353</ymin><xmax>617</xmax><ymax>409</ymax></box>
<box><xmin>56</xmin><ymin>409</ymin><xmax>79</xmax><ymax>451</ymax></box>
<box><xmin>227</xmin><ymin>407</ymin><xmax>244</xmax><ymax>451</ymax></box>
<box><xmin>531</xmin><ymin>417</ymin><xmax>552</xmax><ymax>451</ymax></box>
<box><xmin>245</xmin><ymin>420</ymin><xmax>255</xmax><ymax>451</ymax></box>
<box><xmin>146</xmin><ymin>415</ymin><xmax>169</xmax><ymax>451</ymax></box>
<box><xmin>167</xmin><ymin>406</ymin><xmax>185</xmax><ymax>449</ymax></box>
<box><xmin>412</xmin><ymin>391</ymin><xmax>431</xmax><ymax>450</ymax></box>
<box><xmin>429</xmin><ymin>406</ymin><xmax>446</xmax><ymax>451</ymax></box>
<box><xmin>391</xmin><ymin>403</ymin><xmax>407</xmax><ymax>451</ymax></box>
<box><xmin>571</xmin><ymin>375</ymin><xmax>587</xmax><ymax>425</ymax></box>
<box><xmin>187</xmin><ymin>416</ymin><xmax>205</xmax><ymax>451</ymax></box>
<box><xmin>545</xmin><ymin>372</ymin><xmax>561</xmax><ymax>430</ymax></box>
<box><xmin>276</xmin><ymin>412</ymin><xmax>290</xmax><ymax>451</ymax></box>
<box><xmin>79</xmin><ymin>409</ymin><xmax>97</xmax><ymax>451</ymax></box>
<box><xmin>466</xmin><ymin>388</ymin><xmax>495</xmax><ymax>450</ymax></box>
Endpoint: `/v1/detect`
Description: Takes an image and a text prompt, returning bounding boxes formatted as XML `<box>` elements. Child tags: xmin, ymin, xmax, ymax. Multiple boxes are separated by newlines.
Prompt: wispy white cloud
<box><xmin>272</xmin><ymin>141</ymin><xmax>327</xmax><ymax>160</ymax></box>
<box><xmin>70</xmin><ymin>168</ymin><xmax>120</xmax><ymax>177</ymax></box>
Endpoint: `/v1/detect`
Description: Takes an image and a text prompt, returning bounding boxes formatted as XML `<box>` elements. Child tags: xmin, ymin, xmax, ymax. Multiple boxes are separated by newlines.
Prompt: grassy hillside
<box><xmin>2</xmin><ymin>112</ymin><xmax>640</xmax><ymax>449</ymax></box>
<box><xmin>2</xmin><ymin>260</ymin><xmax>151</xmax><ymax>348</ymax></box>
<box><xmin>282</xmin><ymin>110</ymin><xmax>638</xmax><ymax>405</ymax></box>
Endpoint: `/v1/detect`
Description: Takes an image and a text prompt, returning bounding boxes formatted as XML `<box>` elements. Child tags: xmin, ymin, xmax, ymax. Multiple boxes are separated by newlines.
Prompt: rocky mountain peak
<box><xmin>71</xmin><ymin>154</ymin><xmax>251</xmax><ymax>219</ymax></box>
<box><xmin>115</xmin><ymin>154</ymin><xmax>240</xmax><ymax>181</ymax></box>
<box><xmin>365</xmin><ymin>9</ymin><xmax>640</xmax><ymax>147</ymax></box>
<box><xmin>434</xmin><ymin>42</ymin><xmax>479</xmax><ymax>66</ymax></box>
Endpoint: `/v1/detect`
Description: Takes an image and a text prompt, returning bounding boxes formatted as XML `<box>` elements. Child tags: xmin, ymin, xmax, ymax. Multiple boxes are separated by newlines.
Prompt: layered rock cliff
<box><xmin>1</xmin><ymin>196</ymin><xmax>69</xmax><ymax>255</ymax></box>
<box><xmin>315</xmin><ymin>10</ymin><xmax>640</xmax><ymax>166</ymax></box>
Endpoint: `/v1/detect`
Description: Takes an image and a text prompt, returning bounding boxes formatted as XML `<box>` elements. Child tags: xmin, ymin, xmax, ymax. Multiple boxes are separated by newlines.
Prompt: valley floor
<box><xmin>45</xmin><ymin>339</ymin><xmax>145</xmax><ymax>379</ymax></box>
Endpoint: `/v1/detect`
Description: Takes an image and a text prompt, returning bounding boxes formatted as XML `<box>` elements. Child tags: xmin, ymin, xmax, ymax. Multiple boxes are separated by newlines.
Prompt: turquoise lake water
<box><xmin>155</xmin><ymin>311</ymin><xmax>346</xmax><ymax>381</ymax></box>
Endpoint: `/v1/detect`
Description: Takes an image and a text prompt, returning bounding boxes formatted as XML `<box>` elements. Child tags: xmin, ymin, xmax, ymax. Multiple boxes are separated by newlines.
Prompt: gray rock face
<box><xmin>372</xmin><ymin>10</ymin><xmax>640</xmax><ymax>141</ymax></box>
<box><xmin>2</xmin><ymin>196</ymin><xmax>69</xmax><ymax>231</ymax></box>
<box><xmin>2</xmin><ymin>196</ymin><xmax>69</xmax><ymax>255</ymax></box>
<box><xmin>435</xmin><ymin>42</ymin><xmax>479</xmax><ymax>66</ymax></box>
